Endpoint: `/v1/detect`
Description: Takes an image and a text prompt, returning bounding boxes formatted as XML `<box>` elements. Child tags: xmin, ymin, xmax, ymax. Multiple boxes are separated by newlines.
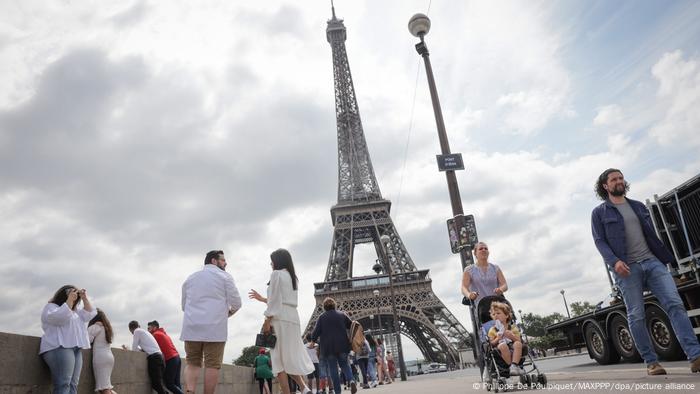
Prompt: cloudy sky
<box><xmin>2</xmin><ymin>0</ymin><xmax>700</xmax><ymax>363</ymax></box>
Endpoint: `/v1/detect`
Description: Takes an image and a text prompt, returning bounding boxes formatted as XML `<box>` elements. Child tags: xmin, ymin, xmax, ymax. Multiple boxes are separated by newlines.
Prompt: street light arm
<box><xmin>415</xmin><ymin>41</ymin><xmax>428</xmax><ymax>56</ymax></box>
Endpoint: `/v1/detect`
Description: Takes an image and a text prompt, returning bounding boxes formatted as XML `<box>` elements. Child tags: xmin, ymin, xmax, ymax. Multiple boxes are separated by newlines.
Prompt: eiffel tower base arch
<box><xmin>304</xmin><ymin>271</ymin><xmax>472</xmax><ymax>367</ymax></box>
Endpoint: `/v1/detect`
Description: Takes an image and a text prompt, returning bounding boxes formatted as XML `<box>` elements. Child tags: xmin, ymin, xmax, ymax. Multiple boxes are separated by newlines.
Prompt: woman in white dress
<box><xmin>249</xmin><ymin>249</ymin><xmax>315</xmax><ymax>394</ymax></box>
<box><xmin>88</xmin><ymin>309</ymin><xmax>117</xmax><ymax>394</ymax></box>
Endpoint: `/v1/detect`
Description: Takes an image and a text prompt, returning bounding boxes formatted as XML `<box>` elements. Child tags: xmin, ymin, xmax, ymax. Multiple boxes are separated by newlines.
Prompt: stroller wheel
<box><xmin>485</xmin><ymin>381</ymin><xmax>492</xmax><ymax>391</ymax></box>
<box><xmin>519</xmin><ymin>374</ymin><xmax>527</xmax><ymax>386</ymax></box>
<box><xmin>538</xmin><ymin>374</ymin><xmax>547</xmax><ymax>386</ymax></box>
<box><xmin>496</xmin><ymin>378</ymin><xmax>508</xmax><ymax>393</ymax></box>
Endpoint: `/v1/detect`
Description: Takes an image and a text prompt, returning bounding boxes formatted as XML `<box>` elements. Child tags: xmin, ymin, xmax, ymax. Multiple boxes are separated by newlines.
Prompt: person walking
<box><xmin>305</xmin><ymin>337</ymin><xmax>321</xmax><ymax>394</ymax></box>
<box><xmin>40</xmin><ymin>285</ymin><xmax>96</xmax><ymax>394</ymax></box>
<box><xmin>254</xmin><ymin>348</ymin><xmax>274</xmax><ymax>394</ymax></box>
<box><xmin>249</xmin><ymin>248</ymin><xmax>315</xmax><ymax>394</ymax></box>
<box><xmin>148</xmin><ymin>320</ymin><xmax>184</xmax><ymax>394</ymax></box>
<box><xmin>309</xmin><ymin>297</ymin><xmax>357</xmax><ymax>394</ymax></box>
<box><xmin>365</xmin><ymin>335</ymin><xmax>377</xmax><ymax>388</ymax></box>
<box><xmin>385</xmin><ymin>351</ymin><xmax>395</xmax><ymax>382</ymax></box>
<box><xmin>123</xmin><ymin>321</ymin><xmax>166</xmax><ymax>394</ymax></box>
<box><xmin>355</xmin><ymin>339</ymin><xmax>370</xmax><ymax>389</ymax></box>
<box><xmin>374</xmin><ymin>338</ymin><xmax>390</xmax><ymax>385</ymax></box>
<box><xmin>181</xmin><ymin>250</ymin><xmax>242</xmax><ymax>394</ymax></box>
<box><xmin>88</xmin><ymin>309</ymin><xmax>117</xmax><ymax>394</ymax></box>
<box><xmin>461</xmin><ymin>242</ymin><xmax>509</xmax><ymax>310</ymax></box>
<box><xmin>592</xmin><ymin>168</ymin><xmax>700</xmax><ymax>375</ymax></box>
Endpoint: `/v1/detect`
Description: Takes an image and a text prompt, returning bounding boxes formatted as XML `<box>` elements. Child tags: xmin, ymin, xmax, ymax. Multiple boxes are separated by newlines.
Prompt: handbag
<box><xmin>256</xmin><ymin>330</ymin><xmax>277</xmax><ymax>348</ymax></box>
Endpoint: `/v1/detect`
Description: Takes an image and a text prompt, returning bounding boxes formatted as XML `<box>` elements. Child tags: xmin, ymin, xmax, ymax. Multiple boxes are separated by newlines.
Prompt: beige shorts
<box><xmin>185</xmin><ymin>341</ymin><xmax>225</xmax><ymax>369</ymax></box>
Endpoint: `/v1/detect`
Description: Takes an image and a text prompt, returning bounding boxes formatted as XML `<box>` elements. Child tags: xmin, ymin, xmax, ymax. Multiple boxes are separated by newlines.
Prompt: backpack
<box><xmin>349</xmin><ymin>320</ymin><xmax>365</xmax><ymax>354</ymax></box>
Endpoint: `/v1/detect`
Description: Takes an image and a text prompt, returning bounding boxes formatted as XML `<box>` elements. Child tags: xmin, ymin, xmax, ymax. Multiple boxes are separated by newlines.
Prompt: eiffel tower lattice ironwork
<box><xmin>304</xmin><ymin>7</ymin><xmax>471</xmax><ymax>366</ymax></box>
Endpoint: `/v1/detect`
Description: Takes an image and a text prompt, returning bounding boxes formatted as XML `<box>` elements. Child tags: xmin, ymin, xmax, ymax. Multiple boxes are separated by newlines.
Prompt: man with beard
<box><xmin>181</xmin><ymin>250</ymin><xmax>242</xmax><ymax>394</ymax></box>
<box><xmin>591</xmin><ymin>168</ymin><xmax>700</xmax><ymax>375</ymax></box>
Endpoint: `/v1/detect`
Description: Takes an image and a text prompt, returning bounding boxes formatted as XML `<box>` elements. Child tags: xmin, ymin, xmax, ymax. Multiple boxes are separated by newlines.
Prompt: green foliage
<box><xmin>528</xmin><ymin>333</ymin><xmax>565</xmax><ymax>353</ymax></box>
<box><xmin>520</xmin><ymin>312</ymin><xmax>564</xmax><ymax>337</ymax></box>
<box><xmin>234</xmin><ymin>345</ymin><xmax>260</xmax><ymax>367</ymax></box>
<box><xmin>570</xmin><ymin>301</ymin><xmax>596</xmax><ymax>317</ymax></box>
<box><xmin>520</xmin><ymin>312</ymin><xmax>565</xmax><ymax>353</ymax></box>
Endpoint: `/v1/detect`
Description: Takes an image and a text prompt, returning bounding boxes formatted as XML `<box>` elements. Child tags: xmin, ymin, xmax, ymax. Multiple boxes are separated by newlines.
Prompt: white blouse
<box><xmin>264</xmin><ymin>269</ymin><xmax>300</xmax><ymax>324</ymax></box>
<box><xmin>39</xmin><ymin>303</ymin><xmax>97</xmax><ymax>354</ymax></box>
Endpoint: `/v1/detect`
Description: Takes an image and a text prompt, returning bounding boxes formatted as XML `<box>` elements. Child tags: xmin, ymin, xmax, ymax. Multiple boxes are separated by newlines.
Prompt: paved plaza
<box><xmin>368</xmin><ymin>355</ymin><xmax>698</xmax><ymax>394</ymax></box>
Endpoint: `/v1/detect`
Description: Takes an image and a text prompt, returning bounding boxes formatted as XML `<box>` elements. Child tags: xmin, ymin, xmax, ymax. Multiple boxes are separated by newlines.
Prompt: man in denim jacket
<box><xmin>591</xmin><ymin>168</ymin><xmax>700</xmax><ymax>375</ymax></box>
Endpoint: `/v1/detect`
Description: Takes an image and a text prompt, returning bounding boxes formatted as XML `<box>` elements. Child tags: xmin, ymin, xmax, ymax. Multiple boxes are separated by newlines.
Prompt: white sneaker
<box><xmin>509</xmin><ymin>365</ymin><xmax>520</xmax><ymax>376</ymax></box>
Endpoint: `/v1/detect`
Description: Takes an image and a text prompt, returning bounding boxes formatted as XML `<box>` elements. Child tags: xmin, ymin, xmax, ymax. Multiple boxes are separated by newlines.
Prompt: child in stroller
<box><xmin>487</xmin><ymin>301</ymin><xmax>523</xmax><ymax>376</ymax></box>
<box><xmin>475</xmin><ymin>295</ymin><xmax>547</xmax><ymax>392</ymax></box>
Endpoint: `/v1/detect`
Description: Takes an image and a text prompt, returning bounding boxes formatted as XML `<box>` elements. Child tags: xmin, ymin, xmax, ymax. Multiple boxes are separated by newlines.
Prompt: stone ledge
<box><xmin>0</xmin><ymin>332</ymin><xmax>259</xmax><ymax>394</ymax></box>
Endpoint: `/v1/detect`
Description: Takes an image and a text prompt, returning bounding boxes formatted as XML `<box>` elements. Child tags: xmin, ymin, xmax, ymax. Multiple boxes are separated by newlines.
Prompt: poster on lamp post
<box><xmin>446</xmin><ymin>214</ymin><xmax>478</xmax><ymax>253</ymax></box>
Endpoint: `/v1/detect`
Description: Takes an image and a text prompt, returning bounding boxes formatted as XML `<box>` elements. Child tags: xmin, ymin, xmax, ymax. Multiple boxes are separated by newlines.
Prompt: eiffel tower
<box><xmin>304</xmin><ymin>6</ymin><xmax>471</xmax><ymax>366</ymax></box>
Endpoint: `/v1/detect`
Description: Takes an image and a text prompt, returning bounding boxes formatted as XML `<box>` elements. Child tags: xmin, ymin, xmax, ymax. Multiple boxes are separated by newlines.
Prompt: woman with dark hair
<box><xmin>249</xmin><ymin>248</ymin><xmax>315</xmax><ymax>394</ymax></box>
<box><xmin>365</xmin><ymin>334</ymin><xmax>378</xmax><ymax>388</ymax></box>
<box><xmin>88</xmin><ymin>309</ymin><xmax>117</xmax><ymax>394</ymax></box>
<box><xmin>40</xmin><ymin>285</ymin><xmax>96</xmax><ymax>394</ymax></box>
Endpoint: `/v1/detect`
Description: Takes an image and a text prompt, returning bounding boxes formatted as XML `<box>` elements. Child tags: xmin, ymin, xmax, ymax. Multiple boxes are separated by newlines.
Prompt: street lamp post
<box><xmin>407</xmin><ymin>14</ymin><xmax>471</xmax><ymax>270</ymax></box>
<box><xmin>560</xmin><ymin>290</ymin><xmax>571</xmax><ymax>318</ymax></box>
<box><xmin>379</xmin><ymin>234</ymin><xmax>408</xmax><ymax>381</ymax></box>
<box><xmin>408</xmin><ymin>12</ymin><xmax>479</xmax><ymax>368</ymax></box>
<box><xmin>518</xmin><ymin>309</ymin><xmax>529</xmax><ymax>343</ymax></box>
<box><xmin>373</xmin><ymin>289</ymin><xmax>383</xmax><ymax>342</ymax></box>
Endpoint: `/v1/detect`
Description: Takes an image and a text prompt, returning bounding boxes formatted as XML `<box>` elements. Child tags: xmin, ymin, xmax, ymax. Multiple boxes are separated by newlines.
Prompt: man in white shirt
<box><xmin>181</xmin><ymin>250</ymin><xmax>242</xmax><ymax>394</ymax></box>
<box><xmin>123</xmin><ymin>320</ymin><xmax>166</xmax><ymax>394</ymax></box>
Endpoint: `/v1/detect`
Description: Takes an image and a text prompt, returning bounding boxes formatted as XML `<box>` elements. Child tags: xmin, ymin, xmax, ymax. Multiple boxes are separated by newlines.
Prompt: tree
<box><xmin>520</xmin><ymin>312</ymin><xmax>565</xmax><ymax>353</ymax></box>
<box><xmin>520</xmin><ymin>312</ymin><xmax>565</xmax><ymax>337</ymax></box>
<box><xmin>234</xmin><ymin>345</ymin><xmax>260</xmax><ymax>367</ymax></box>
<box><xmin>529</xmin><ymin>333</ymin><xmax>566</xmax><ymax>354</ymax></box>
<box><xmin>570</xmin><ymin>301</ymin><xmax>596</xmax><ymax>317</ymax></box>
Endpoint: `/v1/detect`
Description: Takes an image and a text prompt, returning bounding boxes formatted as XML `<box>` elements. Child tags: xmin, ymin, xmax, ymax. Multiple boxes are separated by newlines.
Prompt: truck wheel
<box><xmin>645</xmin><ymin>305</ymin><xmax>684</xmax><ymax>361</ymax></box>
<box><xmin>610</xmin><ymin>315</ymin><xmax>642</xmax><ymax>362</ymax></box>
<box><xmin>584</xmin><ymin>323</ymin><xmax>620</xmax><ymax>365</ymax></box>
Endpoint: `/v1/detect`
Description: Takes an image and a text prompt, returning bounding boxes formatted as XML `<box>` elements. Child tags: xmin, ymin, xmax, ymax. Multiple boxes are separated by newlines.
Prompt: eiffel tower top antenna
<box><xmin>326</xmin><ymin>2</ymin><xmax>382</xmax><ymax>203</ymax></box>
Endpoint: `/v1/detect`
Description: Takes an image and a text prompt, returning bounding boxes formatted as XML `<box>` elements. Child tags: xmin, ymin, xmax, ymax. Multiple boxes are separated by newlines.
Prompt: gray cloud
<box><xmin>2</xmin><ymin>1</ymin><xmax>700</xmax><ymax>363</ymax></box>
<box><xmin>110</xmin><ymin>0</ymin><xmax>150</xmax><ymax>28</ymax></box>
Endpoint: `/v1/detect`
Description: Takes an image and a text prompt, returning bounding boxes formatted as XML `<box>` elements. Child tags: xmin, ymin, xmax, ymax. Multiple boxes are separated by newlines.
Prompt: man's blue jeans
<box><xmin>42</xmin><ymin>346</ymin><xmax>82</xmax><ymax>394</ymax></box>
<box><xmin>320</xmin><ymin>353</ymin><xmax>354</xmax><ymax>394</ymax></box>
<box><xmin>616</xmin><ymin>257</ymin><xmax>700</xmax><ymax>364</ymax></box>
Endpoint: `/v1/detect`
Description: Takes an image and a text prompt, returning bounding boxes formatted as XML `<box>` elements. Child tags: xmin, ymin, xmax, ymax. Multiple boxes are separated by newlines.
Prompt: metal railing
<box><xmin>314</xmin><ymin>269</ymin><xmax>431</xmax><ymax>294</ymax></box>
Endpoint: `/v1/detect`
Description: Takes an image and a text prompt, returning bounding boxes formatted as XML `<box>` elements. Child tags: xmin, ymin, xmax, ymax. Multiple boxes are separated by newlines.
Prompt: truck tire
<box><xmin>584</xmin><ymin>323</ymin><xmax>619</xmax><ymax>365</ymax></box>
<box><xmin>645</xmin><ymin>305</ymin><xmax>684</xmax><ymax>361</ymax></box>
<box><xmin>609</xmin><ymin>315</ymin><xmax>642</xmax><ymax>362</ymax></box>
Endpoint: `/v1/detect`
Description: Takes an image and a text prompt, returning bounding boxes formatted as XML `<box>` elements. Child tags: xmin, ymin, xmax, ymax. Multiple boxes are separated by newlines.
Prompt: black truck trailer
<box><xmin>545</xmin><ymin>174</ymin><xmax>700</xmax><ymax>364</ymax></box>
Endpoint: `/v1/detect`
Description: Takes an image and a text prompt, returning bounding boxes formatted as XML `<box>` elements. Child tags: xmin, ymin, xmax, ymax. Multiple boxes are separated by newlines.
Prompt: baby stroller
<box><xmin>476</xmin><ymin>295</ymin><xmax>547</xmax><ymax>392</ymax></box>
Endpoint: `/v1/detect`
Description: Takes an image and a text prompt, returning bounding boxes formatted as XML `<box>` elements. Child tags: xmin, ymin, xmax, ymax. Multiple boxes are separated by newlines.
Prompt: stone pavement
<box><xmin>358</xmin><ymin>363</ymin><xmax>699</xmax><ymax>394</ymax></box>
